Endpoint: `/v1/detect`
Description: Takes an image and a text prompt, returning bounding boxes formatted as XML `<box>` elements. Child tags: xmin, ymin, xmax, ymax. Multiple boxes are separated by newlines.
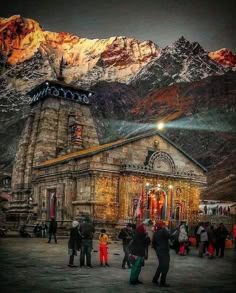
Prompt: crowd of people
<box><xmin>194</xmin><ymin>222</ymin><xmax>230</xmax><ymax>258</ymax></box>
<box><xmin>202</xmin><ymin>204</ymin><xmax>231</xmax><ymax>216</ymax></box>
<box><xmin>19</xmin><ymin>219</ymin><xmax>55</xmax><ymax>241</ymax></box>
<box><xmin>65</xmin><ymin>219</ymin><xmax>170</xmax><ymax>287</ymax></box>
<box><xmin>14</xmin><ymin>217</ymin><xmax>235</xmax><ymax>288</ymax></box>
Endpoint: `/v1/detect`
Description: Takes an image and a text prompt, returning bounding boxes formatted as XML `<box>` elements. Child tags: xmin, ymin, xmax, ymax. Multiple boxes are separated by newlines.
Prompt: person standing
<box><xmin>118</xmin><ymin>223</ymin><xmax>134</xmax><ymax>269</ymax></box>
<box><xmin>79</xmin><ymin>216</ymin><xmax>95</xmax><ymax>268</ymax></box>
<box><xmin>233</xmin><ymin>224</ymin><xmax>236</xmax><ymax>251</ymax></box>
<box><xmin>41</xmin><ymin>222</ymin><xmax>48</xmax><ymax>238</ymax></box>
<box><xmin>68</xmin><ymin>220</ymin><xmax>82</xmax><ymax>267</ymax></box>
<box><xmin>178</xmin><ymin>223</ymin><xmax>188</xmax><ymax>256</ymax></box>
<box><xmin>129</xmin><ymin>223</ymin><xmax>149</xmax><ymax>285</ymax></box>
<box><xmin>48</xmin><ymin>217</ymin><xmax>57</xmax><ymax>243</ymax></box>
<box><xmin>99</xmin><ymin>229</ymin><xmax>110</xmax><ymax>267</ymax></box>
<box><xmin>198</xmin><ymin>223</ymin><xmax>208</xmax><ymax>257</ymax></box>
<box><xmin>215</xmin><ymin>223</ymin><xmax>229</xmax><ymax>257</ymax></box>
<box><xmin>207</xmin><ymin>225</ymin><xmax>216</xmax><ymax>259</ymax></box>
<box><xmin>152</xmin><ymin>221</ymin><xmax>171</xmax><ymax>287</ymax></box>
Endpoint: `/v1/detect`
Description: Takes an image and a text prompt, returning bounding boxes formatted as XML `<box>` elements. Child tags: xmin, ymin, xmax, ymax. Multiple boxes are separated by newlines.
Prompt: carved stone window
<box><xmin>148</xmin><ymin>151</ymin><xmax>175</xmax><ymax>174</ymax></box>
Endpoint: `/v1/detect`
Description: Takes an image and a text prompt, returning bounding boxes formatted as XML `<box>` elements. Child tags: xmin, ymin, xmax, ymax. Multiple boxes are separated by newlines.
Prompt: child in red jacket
<box><xmin>99</xmin><ymin>229</ymin><xmax>109</xmax><ymax>267</ymax></box>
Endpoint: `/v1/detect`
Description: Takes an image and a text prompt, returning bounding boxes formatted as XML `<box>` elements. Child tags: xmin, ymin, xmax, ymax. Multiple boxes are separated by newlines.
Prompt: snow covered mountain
<box><xmin>129</xmin><ymin>36</ymin><xmax>227</xmax><ymax>96</ymax></box>
<box><xmin>0</xmin><ymin>15</ymin><xmax>236</xmax><ymax>200</ymax></box>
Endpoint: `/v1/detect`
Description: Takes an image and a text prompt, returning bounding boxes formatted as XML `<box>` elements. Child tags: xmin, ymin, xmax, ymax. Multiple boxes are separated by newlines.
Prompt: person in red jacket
<box><xmin>233</xmin><ymin>224</ymin><xmax>236</xmax><ymax>251</ymax></box>
<box><xmin>99</xmin><ymin>229</ymin><xmax>110</xmax><ymax>267</ymax></box>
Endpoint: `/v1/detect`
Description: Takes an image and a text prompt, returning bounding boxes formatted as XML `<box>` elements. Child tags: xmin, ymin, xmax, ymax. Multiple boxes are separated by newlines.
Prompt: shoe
<box><xmin>80</xmin><ymin>265</ymin><xmax>84</xmax><ymax>268</ymax></box>
<box><xmin>122</xmin><ymin>266</ymin><xmax>126</xmax><ymax>269</ymax></box>
<box><xmin>87</xmin><ymin>265</ymin><xmax>93</xmax><ymax>268</ymax></box>
<box><xmin>160</xmin><ymin>283</ymin><xmax>170</xmax><ymax>287</ymax></box>
<box><xmin>68</xmin><ymin>264</ymin><xmax>77</xmax><ymax>267</ymax></box>
<box><xmin>152</xmin><ymin>279</ymin><xmax>159</xmax><ymax>285</ymax></box>
<box><xmin>136</xmin><ymin>280</ymin><xmax>143</xmax><ymax>284</ymax></box>
<box><xmin>100</xmin><ymin>263</ymin><xmax>103</xmax><ymax>267</ymax></box>
<box><xmin>105</xmin><ymin>263</ymin><xmax>110</xmax><ymax>267</ymax></box>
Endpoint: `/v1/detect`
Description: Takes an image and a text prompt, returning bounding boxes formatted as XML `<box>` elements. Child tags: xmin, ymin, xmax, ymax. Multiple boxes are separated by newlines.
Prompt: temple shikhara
<box><xmin>8</xmin><ymin>80</ymin><xmax>207</xmax><ymax>228</ymax></box>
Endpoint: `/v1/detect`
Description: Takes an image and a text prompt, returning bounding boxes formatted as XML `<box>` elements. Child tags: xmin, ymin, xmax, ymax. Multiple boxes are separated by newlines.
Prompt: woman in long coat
<box><xmin>68</xmin><ymin>220</ymin><xmax>82</xmax><ymax>267</ymax></box>
<box><xmin>129</xmin><ymin>223</ymin><xmax>150</xmax><ymax>285</ymax></box>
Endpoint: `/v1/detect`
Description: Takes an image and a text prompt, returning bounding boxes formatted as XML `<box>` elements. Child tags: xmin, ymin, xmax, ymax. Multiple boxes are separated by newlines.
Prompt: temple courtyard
<box><xmin>0</xmin><ymin>237</ymin><xmax>235</xmax><ymax>293</ymax></box>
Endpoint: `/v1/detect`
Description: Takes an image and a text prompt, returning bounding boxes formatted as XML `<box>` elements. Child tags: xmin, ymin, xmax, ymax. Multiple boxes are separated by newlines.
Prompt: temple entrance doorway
<box><xmin>148</xmin><ymin>187</ymin><xmax>167</xmax><ymax>221</ymax></box>
<box><xmin>47</xmin><ymin>189</ymin><xmax>56</xmax><ymax>219</ymax></box>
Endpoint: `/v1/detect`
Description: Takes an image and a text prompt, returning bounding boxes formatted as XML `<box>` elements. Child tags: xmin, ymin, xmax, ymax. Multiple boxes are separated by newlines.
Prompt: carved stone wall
<box><xmin>9</xmin><ymin>88</ymin><xmax>99</xmax><ymax>221</ymax></box>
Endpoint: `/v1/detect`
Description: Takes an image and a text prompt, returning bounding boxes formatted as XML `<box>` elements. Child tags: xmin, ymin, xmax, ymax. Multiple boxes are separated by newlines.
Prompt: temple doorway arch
<box><xmin>148</xmin><ymin>186</ymin><xmax>168</xmax><ymax>221</ymax></box>
<box><xmin>47</xmin><ymin>189</ymin><xmax>57</xmax><ymax>219</ymax></box>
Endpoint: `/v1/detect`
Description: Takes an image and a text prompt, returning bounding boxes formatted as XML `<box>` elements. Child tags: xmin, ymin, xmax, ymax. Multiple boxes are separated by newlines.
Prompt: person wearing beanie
<box><xmin>129</xmin><ymin>223</ymin><xmax>150</xmax><ymax>285</ymax></box>
<box><xmin>68</xmin><ymin>220</ymin><xmax>82</xmax><ymax>267</ymax></box>
<box><xmin>99</xmin><ymin>228</ymin><xmax>110</xmax><ymax>267</ymax></box>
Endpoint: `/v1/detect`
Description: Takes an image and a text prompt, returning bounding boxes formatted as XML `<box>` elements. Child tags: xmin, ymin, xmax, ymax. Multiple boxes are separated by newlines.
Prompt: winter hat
<box><xmin>136</xmin><ymin>223</ymin><xmax>146</xmax><ymax>234</ymax></box>
<box><xmin>72</xmin><ymin>220</ymin><xmax>79</xmax><ymax>228</ymax></box>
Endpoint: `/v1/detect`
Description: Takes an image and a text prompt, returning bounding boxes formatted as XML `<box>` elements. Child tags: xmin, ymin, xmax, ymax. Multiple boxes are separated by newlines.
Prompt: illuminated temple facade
<box><xmin>9</xmin><ymin>80</ymin><xmax>207</xmax><ymax>226</ymax></box>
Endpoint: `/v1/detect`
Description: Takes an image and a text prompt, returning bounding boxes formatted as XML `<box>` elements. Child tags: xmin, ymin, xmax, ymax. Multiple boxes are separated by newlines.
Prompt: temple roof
<box><xmin>35</xmin><ymin>130</ymin><xmax>207</xmax><ymax>172</ymax></box>
<box><xmin>28</xmin><ymin>80</ymin><xmax>95</xmax><ymax>105</ymax></box>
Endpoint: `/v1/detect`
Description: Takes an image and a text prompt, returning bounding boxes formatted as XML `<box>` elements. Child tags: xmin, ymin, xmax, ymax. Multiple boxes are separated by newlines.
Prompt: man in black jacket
<box><xmin>48</xmin><ymin>218</ymin><xmax>57</xmax><ymax>243</ymax></box>
<box><xmin>79</xmin><ymin>216</ymin><xmax>95</xmax><ymax>268</ymax></box>
<box><xmin>118</xmin><ymin>223</ymin><xmax>134</xmax><ymax>269</ymax></box>
<box><xmin>152</xmin><ymin>221</ymin><xmax>171</xmax><ymax>287</ymax></box>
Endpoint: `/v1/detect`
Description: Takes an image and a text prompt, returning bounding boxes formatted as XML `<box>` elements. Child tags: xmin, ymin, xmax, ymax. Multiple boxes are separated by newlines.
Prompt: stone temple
<box><xmin>8</xmin><ymin>80</ymin><xmax>207</xmax><ymax>228</ymax></box>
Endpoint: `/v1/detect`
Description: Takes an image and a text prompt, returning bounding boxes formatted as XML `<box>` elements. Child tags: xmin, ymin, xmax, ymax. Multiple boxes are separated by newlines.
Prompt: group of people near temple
<box><xmin>65</xmin><ymin>217</ymin><xmax>234</xmax><ymax>287</ymax></box>
<box><xmin>170</xmin><ymin>221</ymin><xmax>230</xmax><ymax>259</ymax></box>
<box><xmin>203</xmin><ymin>204</ymin><xmax>231</xmax><ymax>216</ymax></box>
<box><xmin>66</xmin><ymin>217</ymin><xmax>171</xmax><ymax>287</ymax></box>
<box><xmin>194</xmin><ymin>222</ymin><xmax>230</xmax><ymax>258</ymax></box>
<box><xmin>19</xmin><ymin>218</ymin><xmax>57</xmax><ymax>243</ymax></box>
<box><xmin>16</xmin><ymin>216</ymin><xmax>234</xmax><ymax>288</ymax></box>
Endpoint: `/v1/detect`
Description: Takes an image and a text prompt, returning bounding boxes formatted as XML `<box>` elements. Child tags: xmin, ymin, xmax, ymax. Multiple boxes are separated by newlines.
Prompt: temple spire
<box><xmin>58</xmin><ymin>56</ymin><xmax>65</xmax><ymax>81</ymax></box>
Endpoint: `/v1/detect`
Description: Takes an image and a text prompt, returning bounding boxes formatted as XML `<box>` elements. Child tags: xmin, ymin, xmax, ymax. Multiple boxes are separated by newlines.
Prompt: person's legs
<box><xmin>152</xmin><ymin>253</ymin><xmax>161</xmax><ymax>284</ymax></box>
<box><xmin>48</xmin><ymin>233</ymin><xmax>52</xmax><ymax>243</ymax></box>
<box><xmin>122</xmin><ymin>245</ymin><xmax>130</xmax><ymax>268</ymax></box>
<box><xmin>198</xmin><ymin>241</ymin><xmax>204</xmax><ymax>257</ymax></box>
<box><xmin>85</xmin><ymin>240</ymin><xmax>92</xmax><ymax>267</ymax></box>
<box><xmin>130</xmin><ymin>256</ymin><xmax>142</xmax><ymax>284</ymax></box>
<box><xmin>53</xmin><ymin>233</ymin><xmax>57</xmax><ymax>243</ymax></box>
<box><xmin>220</xmin><ymin>240</ymin><xmax>225</xmax><ymax>257</ymax></box>
<box><xmin>160</xmin><ymin>254</ymin><xmax>170</xmax><ymax>286</ymax></box>
<box><xmin>215</xmin><ymin>241</ymin><xmax>220</xmax><ymax>256</ymax></box>
<box><xmin>104</xmin><ymin>245</ymin><xmax>108</xmax><ymax>264</ymax></box>
<box><xmin>69</xmin><ymin>255</ymin><xmax>74</xmax><ymax>266</ymax></box>
<box><xmin>80</xmin><ymin>242</ymin><xmax>85</xmax><ymax>267</ymax></box>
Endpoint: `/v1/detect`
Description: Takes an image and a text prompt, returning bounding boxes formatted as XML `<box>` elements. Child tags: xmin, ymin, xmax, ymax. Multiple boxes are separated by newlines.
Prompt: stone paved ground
<box><xmin>0</xmin><ymin>237</ymin><xmax>235</xmax><ymax>293</ymax></box>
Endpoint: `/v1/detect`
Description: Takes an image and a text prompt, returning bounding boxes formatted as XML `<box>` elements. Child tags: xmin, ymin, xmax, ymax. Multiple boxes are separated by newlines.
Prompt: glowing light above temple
<box><xmin>157</xmin><ymin>122</ymin><xmax>164</xmax><ymax>130</ymax></box>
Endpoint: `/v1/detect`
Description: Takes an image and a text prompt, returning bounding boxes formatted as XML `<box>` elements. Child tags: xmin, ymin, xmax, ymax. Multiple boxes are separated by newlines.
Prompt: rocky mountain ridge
<box><xmin>0</xmin><ymin>15</ymin><xmax>236</xmax><ymax>200</ymax></box>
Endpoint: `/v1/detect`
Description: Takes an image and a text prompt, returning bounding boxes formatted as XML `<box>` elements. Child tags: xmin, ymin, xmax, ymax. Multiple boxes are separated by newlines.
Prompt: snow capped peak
<box><xmin>165</xmin><ymin>37</ymin><xmax>205</xmax><ymax>56</ymax></box>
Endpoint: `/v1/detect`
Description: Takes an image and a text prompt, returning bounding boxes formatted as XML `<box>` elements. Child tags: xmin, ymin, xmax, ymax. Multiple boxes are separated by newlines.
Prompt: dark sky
<box><xmin>1</xmin><ymin>0</ymin><xmax>236</xmax><ymax>52</ymax></box>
